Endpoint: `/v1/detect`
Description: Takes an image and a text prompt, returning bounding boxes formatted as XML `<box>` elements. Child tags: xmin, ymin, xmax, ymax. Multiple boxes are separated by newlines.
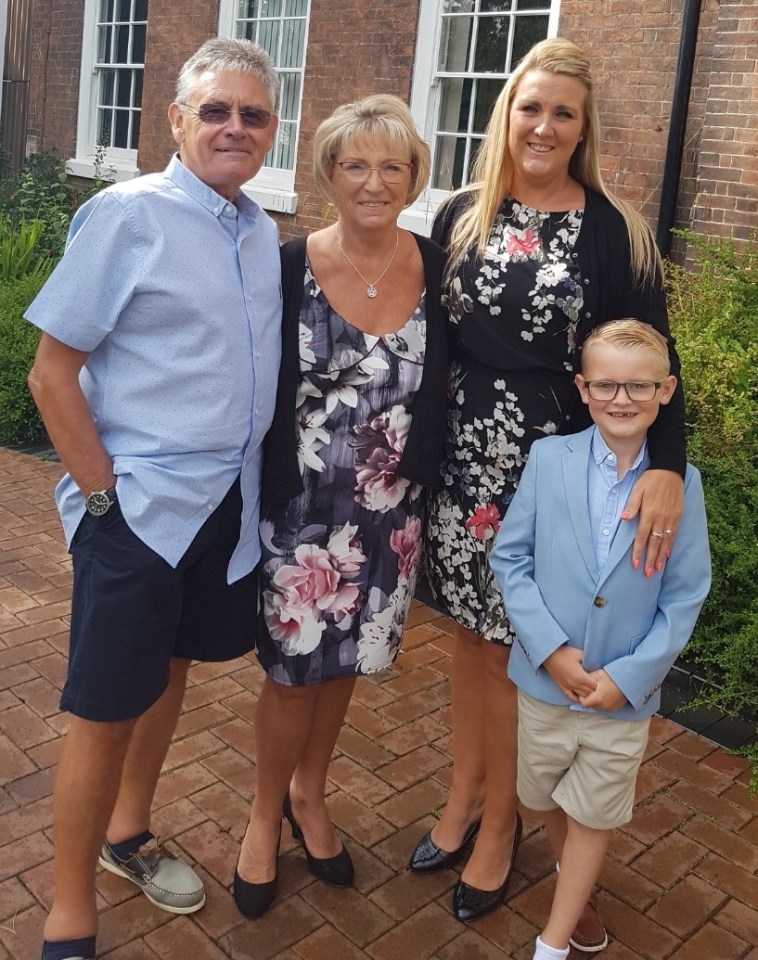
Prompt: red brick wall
<box><xmin>24</xmin><ymin>0</ymin><xmax>757</xmax><ymax>258</ymax></box>
<box><xmin>283</xmin><ymin>0</ymin><xmax>421</xmax><ymax>239</ymax></box>
<box><xmin>26</xmin><ymin>1</ymin><xmax>84</xmax><ymax>159</ymax></box>
<box><xmin>137</xmin><ymin>0</ymin><xmax>221</xmax><ymax>174</ymax></box>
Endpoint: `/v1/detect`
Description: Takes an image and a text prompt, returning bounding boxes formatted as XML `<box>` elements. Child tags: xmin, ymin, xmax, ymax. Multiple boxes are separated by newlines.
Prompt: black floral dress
<box><xmin>425</xmin><ymin>197</ymin><xmax>584</xmax><ymax>644</ymax></box>
<box><xmin>258</xmin><ymin>265</ymin><xmax>427</xmax><ymax>685</ymax></box>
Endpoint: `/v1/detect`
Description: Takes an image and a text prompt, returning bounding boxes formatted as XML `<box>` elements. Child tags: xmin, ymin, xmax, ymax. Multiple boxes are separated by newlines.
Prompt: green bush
<box><xmin>0</xmin><ymin>274</ymin><xmax>46</xmax><ymax>445</ymax></box>
<box><xmin>667</xmin><ymin>231</ymin><xmax>758</xmax><ymax>791</ymax></box>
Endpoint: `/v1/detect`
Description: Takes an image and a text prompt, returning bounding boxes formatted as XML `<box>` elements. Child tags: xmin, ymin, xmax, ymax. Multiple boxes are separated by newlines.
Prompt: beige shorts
<box><xmin>517</xmin><ymin>690</ymin><xmax>650</xmax><ymax>830</ymax></box>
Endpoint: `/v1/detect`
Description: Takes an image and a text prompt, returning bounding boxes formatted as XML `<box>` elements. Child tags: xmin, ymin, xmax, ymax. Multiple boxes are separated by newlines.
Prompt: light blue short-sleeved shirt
<box><xmin>25</xmin><ymin>155</ymin><xmax>282</xmax><ymax>582</ymax></box>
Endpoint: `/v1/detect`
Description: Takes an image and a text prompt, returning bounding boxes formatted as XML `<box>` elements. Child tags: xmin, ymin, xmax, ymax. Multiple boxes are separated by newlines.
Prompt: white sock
<box><xmin>532</xmin><ymin>936</ymin><xmax>570</xmax><ymax>960</ymax></box>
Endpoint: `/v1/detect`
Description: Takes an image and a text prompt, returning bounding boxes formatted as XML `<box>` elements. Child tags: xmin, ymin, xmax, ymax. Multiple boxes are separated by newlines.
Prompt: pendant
<box><xmin>366</xmin><ymin>286</ymin><xmax>378</xmax><ymax>298</ymax></box>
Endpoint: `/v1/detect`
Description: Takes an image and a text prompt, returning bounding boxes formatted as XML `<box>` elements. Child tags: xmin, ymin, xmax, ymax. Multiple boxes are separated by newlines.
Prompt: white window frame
<box><xmin>69</xmin><ymin>0</ymin><xmax>145</xmax><ymax>182</ymax></box>
<box><xmin>219</xmin><ymin>0</ymin><xmax>311</xmax><ymax>215</ymax></box>
<box><xmin>400</xmin><ymin>0</ymin><xmax>561</xmax><ymax>235</ymax></box>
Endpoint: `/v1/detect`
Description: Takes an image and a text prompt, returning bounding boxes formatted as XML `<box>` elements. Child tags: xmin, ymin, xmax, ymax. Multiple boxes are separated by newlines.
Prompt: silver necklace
<box><xmin>336</xmin><ymin>230</ymin><xmax>399</xmax><ymax>298</ymax></box>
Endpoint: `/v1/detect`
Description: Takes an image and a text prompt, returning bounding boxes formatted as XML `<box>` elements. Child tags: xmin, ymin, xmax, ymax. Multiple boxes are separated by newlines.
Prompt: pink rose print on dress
<box><xmin>390</xmin><ymin>516</ymin><xmax>422</xmax><ymax>579</ymax></box>
<box><xmin>505</xmin><ymin>227</ymin><xmax>541</xmax><ymax>259</ymax></box>
<box><xmin>264</xmin><ymin>524</ymin><xmax>367</xmax><ymax>657</ymax></box>
<box><xmin>353</xmin><ymin>404</ymin><xmax>413</xmax><ymax>513</ymax></box>
<box><xmin>465</xmin><ymin>503</ymin><xmax>501</xmax><ymax>541</ymax></box>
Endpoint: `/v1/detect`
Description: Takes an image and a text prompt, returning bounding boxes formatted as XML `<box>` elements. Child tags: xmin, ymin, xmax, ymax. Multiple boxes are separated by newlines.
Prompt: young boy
<box><xmin>490</xmin><ymin>320</ymin><xmax>711</xmax><ymax>960</ymax></box>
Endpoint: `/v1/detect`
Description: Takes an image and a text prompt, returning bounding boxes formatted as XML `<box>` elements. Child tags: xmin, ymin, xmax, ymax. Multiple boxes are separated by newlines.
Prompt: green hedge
<box><xmin>0</xmin><ymin>274</ymin><xmax>46</xmax><ymax>445</ymax></box>
<box><xmin>667</xmin><ymin>231</ymin><xmax>758</xmax><ymax>790</ymax></box>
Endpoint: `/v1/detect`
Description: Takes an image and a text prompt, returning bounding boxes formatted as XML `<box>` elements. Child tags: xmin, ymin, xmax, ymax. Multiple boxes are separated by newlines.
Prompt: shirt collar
<box><xmin>166</xmin><ymin>154</ymin><xmax>260</xmax><ymax>223</ymax></box>
<box><xmin>590</xmin><ymin>426</ymin><xmax>648</xmax><ymax>479</ymax></box>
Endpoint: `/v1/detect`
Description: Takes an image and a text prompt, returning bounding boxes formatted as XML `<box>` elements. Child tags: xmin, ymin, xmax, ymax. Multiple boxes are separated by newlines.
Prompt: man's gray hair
<box><xmin>176</xmin><ymin>37</ymin><xmax>279</xmax><ymax>110</ymax></box>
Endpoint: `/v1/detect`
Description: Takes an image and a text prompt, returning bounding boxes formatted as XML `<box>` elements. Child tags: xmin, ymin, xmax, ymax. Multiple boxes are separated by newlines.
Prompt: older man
<box><xmin>26</xmin><ymin>38</ymin><xmax>281</xmax><ymax>960</ymax></box>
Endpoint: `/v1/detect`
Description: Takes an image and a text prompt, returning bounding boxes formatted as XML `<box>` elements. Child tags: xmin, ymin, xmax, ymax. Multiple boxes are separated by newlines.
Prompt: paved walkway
<box><xmin>1</xmin><ymin>447</ymin><xmax>757</xmax><ymax>960</ymax></box>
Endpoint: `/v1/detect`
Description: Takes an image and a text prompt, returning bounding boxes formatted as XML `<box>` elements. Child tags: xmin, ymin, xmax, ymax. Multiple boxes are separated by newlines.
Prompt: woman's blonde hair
<box><xmin>313</xmin><ymin>94</ymin><xmax>431</xmax><ymax>207</ymax></box>
<box><xmin>446</xmin><ymin>38</ymin><xmax>660</xmax><ymax>283</ymax></box>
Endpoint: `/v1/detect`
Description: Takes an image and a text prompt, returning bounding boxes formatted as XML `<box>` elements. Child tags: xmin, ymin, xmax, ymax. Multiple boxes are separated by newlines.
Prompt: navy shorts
<box><xmin>62</xmin><ymin>479</ymin><xmax>257</xmax><ymax>722</ymax></box>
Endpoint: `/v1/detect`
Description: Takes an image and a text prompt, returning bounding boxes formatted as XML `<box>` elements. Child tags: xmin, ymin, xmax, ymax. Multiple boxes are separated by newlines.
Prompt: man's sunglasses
<box><xmin>180</xmin><ymin>102</ymin><xmax>273</xmax><ymax>130</ymax></box>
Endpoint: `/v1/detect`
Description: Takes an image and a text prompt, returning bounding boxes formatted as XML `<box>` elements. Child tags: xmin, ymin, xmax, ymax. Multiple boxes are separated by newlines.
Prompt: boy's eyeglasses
<box><xmin>581</xmin><ymin>379</ymin><xmax>664</xmax><ymax>402</ymax></box>
<box><xmin>335</xmin><ymin>161</ymin><xmax>413</xmax><ymax>184</ymax></box>
<box><xmin>180</xmin><ymin>102</ymin><xmax>273</xmax><ymax>129</ymax></box>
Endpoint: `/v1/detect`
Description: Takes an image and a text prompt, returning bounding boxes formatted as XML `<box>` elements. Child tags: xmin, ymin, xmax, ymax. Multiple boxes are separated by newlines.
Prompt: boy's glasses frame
<box><xmin>581</xmin><ymin>379</ymin><xmax>664</xmax><ymax>402</ymax></box>
<box><xmin>335</xmin><ymin>161</ymin><xmax>413</xmax><ymax>184</ymax></box>
<box><xmin>179</xmin><ymin>102</ymin><xmax>273</xmax><ymax>130</ymax></box>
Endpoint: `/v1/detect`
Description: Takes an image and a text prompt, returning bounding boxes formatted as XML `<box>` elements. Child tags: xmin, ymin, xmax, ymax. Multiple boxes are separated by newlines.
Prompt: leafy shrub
<box><xmin>0</xmin><ymin>274</ymin><xmax>46</xmax><ymax>445</ymax></box>
<box><xmin>0</xmin><ymin>218</ymin><xmax>56</xmax><ymax>281</ymax></box>
<box><xmin>667</xmin><ymin>230</ymin><xmax>758</xmax><ymax>791</ymax></box>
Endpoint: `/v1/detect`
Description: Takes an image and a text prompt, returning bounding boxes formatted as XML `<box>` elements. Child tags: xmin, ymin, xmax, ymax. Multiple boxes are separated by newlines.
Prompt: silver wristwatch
<box><xmin>85</xmin><ymin>486</ymin><xmax>118</xmax><ymax>517</ymax></box>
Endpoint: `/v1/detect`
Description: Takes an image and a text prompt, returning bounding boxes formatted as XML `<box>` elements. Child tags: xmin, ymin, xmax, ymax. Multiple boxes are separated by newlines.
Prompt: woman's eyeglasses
<box><xmin>180</xmin><ymin>102</ymin><xmax>273</xmax><ymax>130</ymax></box>
<box><xmin>581</xmin><ymin>380</ymin><xmax>664</xmax><ymax>401</ymax></box>
<box><xmin>335</xmin><ymin>161</ymin><xmax>412</xmax><ymax>184</ymax></box>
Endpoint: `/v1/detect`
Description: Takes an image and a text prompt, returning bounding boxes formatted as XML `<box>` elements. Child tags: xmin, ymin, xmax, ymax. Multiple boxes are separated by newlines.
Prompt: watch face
<box><xmin>86</xmin><ymin>491</ymin><xmax>112</xmax><ymax>516</ymax></box>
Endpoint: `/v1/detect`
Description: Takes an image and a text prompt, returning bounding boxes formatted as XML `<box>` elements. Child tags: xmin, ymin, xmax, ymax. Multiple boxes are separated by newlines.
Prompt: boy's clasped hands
<box><xmin>543</xmin><ymin>646</ymin><xmax>627</xmax><ymax>711</ymax></box>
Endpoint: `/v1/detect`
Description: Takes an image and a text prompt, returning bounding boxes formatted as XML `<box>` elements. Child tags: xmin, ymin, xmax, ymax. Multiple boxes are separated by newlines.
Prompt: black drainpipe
<box><xmin>655</xmin><ymin>0</ymin><xmax>704</xmax><ymax>258</ymax></box>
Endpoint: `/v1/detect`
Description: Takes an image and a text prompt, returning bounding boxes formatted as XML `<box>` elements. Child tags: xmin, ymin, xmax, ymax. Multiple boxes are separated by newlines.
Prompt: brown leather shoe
<box><xmin>569</xmin><ymin>893</ymin><xmax>608</xmax><ymax>952</ymax></box>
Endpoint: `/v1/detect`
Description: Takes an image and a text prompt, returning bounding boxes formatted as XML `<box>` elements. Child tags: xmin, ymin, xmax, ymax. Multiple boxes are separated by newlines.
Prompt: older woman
<box><xmin>233</xmin><ymin>95</ymin><xmax>448</xmax><ymax>918</ymax></box>
<box><xmin>409</xmin><ymin>38</ymin><xmax>686</xmax><ymax>945</ymax></box>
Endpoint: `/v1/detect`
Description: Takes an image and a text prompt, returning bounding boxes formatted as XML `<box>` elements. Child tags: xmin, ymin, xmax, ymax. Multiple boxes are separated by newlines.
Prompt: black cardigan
<box><xmin>432</xmin><ymin>188</ymin><xmax>687</xmax><ymax>476</ymax></box>
<box><xmin>261</xmin><ymin>233</ymin><xmax>449</xmax><ymax>507</ymax></box>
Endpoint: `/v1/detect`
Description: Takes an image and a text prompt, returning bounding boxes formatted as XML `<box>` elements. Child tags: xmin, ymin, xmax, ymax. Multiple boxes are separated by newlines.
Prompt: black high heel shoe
<box><xmin>452</xmin><ymin>812</ymin><xmax>523</xmax><ymax>922</ymax></box>
<box><xmin>283</xmin><ymin>792</ymin><xmax>354</xmax><ymax>888</ymax></box>
<box><xmin>233</xmin><ymin>827</ymin><xmax>280</xmax><ymax>919</ymax></box>
<box><xmin>409</xmin><ymin>817</ymin><xmax>482</xmax><ymax>873</ymax></box>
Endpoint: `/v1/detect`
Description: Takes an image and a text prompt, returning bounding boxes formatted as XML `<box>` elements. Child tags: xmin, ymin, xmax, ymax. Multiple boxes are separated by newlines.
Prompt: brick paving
<box><xmin>1</xmin><ymin>446</ymin><xmax>757</xmax><ymax>960</ymax></box>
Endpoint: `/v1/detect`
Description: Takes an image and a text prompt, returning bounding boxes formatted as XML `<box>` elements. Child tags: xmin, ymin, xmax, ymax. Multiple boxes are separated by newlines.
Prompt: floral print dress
<box><xmin>426</xmin><ymin>197</ymin><xmax>584</xmax><ymax>644</ymax></box>
<box><xmin>258</xmin><ymin>265</ymin><xmax>427</xmax><ymax>685</ymax></box>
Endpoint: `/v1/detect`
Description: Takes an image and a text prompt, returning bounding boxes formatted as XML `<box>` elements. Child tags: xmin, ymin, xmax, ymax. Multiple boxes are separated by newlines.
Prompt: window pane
<box><xmin>481</xmin><ymin>0</ymin><xmax>513</xmax><ymax>11</ymax></box>
<box><xmin>114</xmin><ymin>109</ymin><xmax>129</xmax><ymax>148</ymax></box>
<box><xmin>237</xmin><ymin>0</ymin><xmax>258</xmax><ymax>16</ymax></box>
<box><xmin>99</xmin><ymin>69</ymin><xmax>115</xmax><ymax>107</ymax></box>
<box><xmin>100</xmin><ymin>0</ymin><xmax>114</xmax><ymax>22</ymax></box>
<box><xmin>438</xmin><ymin>77</ymin><xmax>472</xmax><ymax>134</ymax></box>
<box><xmin>280</xmin><ymin>18</ymin><xmax>304</xmax><ymax>68</ymax></box>
<box><xmin>511</xmin><ymin>14</ymin><xmax>549</xmax><ymax>67</ymax></box>
<box><xmin>134</xmin><ymin>69</ymin><xmax>143</xmax><ymax>106</ymax></box>
<box><xmin>473</xmin><ymin>77</ymin><xmax>504</xmax><ymax>132</ymax></box>
<box><xmin>117</xmin><ymin>0</ymin><xmax>131</xmax><ymax>21</ymax></box>
<box><xmin>131</xmin><ymin>110</ymin><xmax>141</xmax><ymax>149</ymax></box>
<box><xmin>97</xmin><ymin>25</ymin><xmax>112</xmax><ymax>63</ymax></box>
<box><xmin>235</xmin><ymin>19</ymin><xmax>256</xmax><ymax>41</ymax></box>
<box><xmin>116</xmin><ymin>70</ymin><xmax>132</xmax><ymax>107</ymax></box>
<box><xmin>279</xmin><ymin>72</ymin><xmax>301</xmax><ymax>121</ymax></box>
<box><xmin>473</xmin><ymin>15</ymin><xmax>509</xmax><ymax>73</ymax></box>
<box><xmin>98</xmin><ymin>108</ymin><xmax>113</xmax><ymax>146</ymax></box>
<box><xmin>114</xmin><ymin>24</ymin><xmax>129</xmax><ymax>62</ymax></box>
<box><xmin>442</xmin><ymin>0</ymin><xmax>473</xmax><ymax>12</ymax></box>
<box><xmin>433</xmin><ymin>135</ymin><xmax>467</xmax><ymax>191</ymax></box>
<box><xmin>132</xmin><ymin>23</ymin><xmax>146</xmax><ymax>63</ymax></box>
<box><xmin>438</xmin><ymin>16</ymin><xmax>474</xmax><ymax>72</ymax></box>
<box><xmin>275</xmin><ymin>120</ymin><xmax>296</xmax><ymax>169</ymax></box>
<box><xmin>258</xmin><ymin>19</ymin><xmax>280</xmax><ymax>59</ymax></box>
<box><xmin>516</xmin><ymin>0</ymin><xmax>549</xmax><ymax>9</ymax></box>
<box><xmin>286</xmin><ymin>0</ymin><xmax>307</xmax><ymax>14</ymax></box>
<box><xmin>134</xmin><ymin>0</ymin><xmax>148</xmax><ymax>21</ymax></box>
<box><xmin>259</xmin><ymin>0</ymin><xmax>282</xmax><ymax>15</ymax></box>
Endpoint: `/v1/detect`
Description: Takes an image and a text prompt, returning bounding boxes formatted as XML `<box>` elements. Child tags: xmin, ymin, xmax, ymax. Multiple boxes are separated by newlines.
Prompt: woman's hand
<box><xmin>622</xmin><ymin>469</ymin><xmax>684</xmax><ymax>577</ymax></box>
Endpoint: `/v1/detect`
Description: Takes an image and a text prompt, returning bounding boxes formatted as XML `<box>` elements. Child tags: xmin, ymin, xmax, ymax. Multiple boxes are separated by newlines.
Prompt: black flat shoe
<box><xmin>233</xmin><ymin>867</ymin><xmax>277</xmax><ymax>919</ymax></box>
<box><xmin>409</xmin><ymin>817</ymin><xmax>482</xmax><ymax>873</ymax></box>
<box><xmin>452</xmin><ymin>812</ymin><xmax>523</xmax><ymax>922</ymax></box>
<box><xmin>283</xmin><ymin>792</ymin><xmax>354</xmax><ymax>888</ymax></box>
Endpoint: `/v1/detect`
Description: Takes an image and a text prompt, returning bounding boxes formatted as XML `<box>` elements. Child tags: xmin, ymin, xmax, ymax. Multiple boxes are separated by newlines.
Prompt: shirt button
<box><xmin>602</xmin><ymin>528</ymin><xmax>610</xmax><ymax>536</ymax></box>
<box><xmin>586</xmin><ymin>312</ymin><xmax>592</xmax><ymax>318</ymax></box>
<box><xmin>207</xmin><ymin>503</ymin><xmax>214</xmax><ymax>512</ymax></box>
<box><xmin>213</xmin><ymin>207</ymin><xmax>219</xmax><ymax>215</ymax></box>
<box><xmin>594</xmin><ymin>596</ymin><xmax>607</xmax><ymax>607</ymax></box>
<box><xmin>584</xmin><ymin>278</ymin><xmax>590</xmax><ymax>285</ymax></box>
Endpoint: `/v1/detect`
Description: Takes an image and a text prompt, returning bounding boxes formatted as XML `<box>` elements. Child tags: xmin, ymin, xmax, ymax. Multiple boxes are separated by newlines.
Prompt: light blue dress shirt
<box><xmin>587</xmin><ymin>427</ymin><xmax>648</xmax><ymax>572</ymax></box>
<box><xmin>26</xmin><ymin>155</ymin><xmax>282</xmax><ymax>582</ymax></box>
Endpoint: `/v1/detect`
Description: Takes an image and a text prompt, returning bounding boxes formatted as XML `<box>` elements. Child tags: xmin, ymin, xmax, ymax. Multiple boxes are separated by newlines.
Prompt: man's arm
<box><xmin>28</xmin><ymin>333</ymin><xmax>116</xmax><ymax>496</ymax></box>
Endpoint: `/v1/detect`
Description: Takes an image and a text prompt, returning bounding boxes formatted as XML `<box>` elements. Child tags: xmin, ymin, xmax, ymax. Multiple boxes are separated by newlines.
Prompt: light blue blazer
<box><xmin>490</xmin><ymin>427</ymin><xmax>711</xmax><ymax>720</ymax></box>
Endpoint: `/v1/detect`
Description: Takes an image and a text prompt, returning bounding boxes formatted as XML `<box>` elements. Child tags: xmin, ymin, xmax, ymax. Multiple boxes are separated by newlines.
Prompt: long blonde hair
<box><xmin>446</xmin><ymin>38</ymin><xmax>660</xmax><ymax>283</ymax></box>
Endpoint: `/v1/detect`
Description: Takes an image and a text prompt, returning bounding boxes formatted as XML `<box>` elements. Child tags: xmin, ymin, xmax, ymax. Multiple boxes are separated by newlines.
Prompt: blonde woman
<box><xmin>410</xmin><ymin>38</ymin><xmax>686</xmax><ymax>946</ymax></box>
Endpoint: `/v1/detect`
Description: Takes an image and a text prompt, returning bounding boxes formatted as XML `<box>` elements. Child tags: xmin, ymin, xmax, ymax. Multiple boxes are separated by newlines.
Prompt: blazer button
<box><xmin>594</xmin><ymin>596</ymin><xmax>607</xmax><ymax>607</ymax></box>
